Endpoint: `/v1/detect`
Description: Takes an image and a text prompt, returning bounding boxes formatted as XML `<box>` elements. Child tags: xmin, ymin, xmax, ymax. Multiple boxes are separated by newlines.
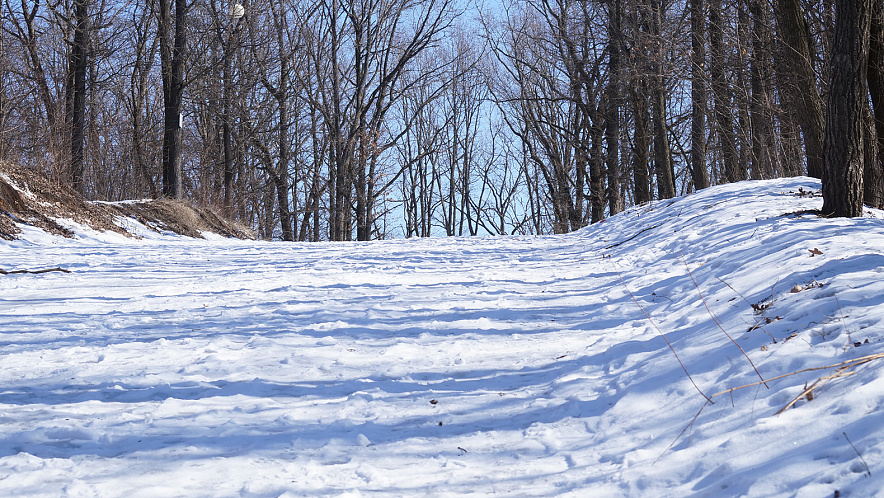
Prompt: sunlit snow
<box><xmin>1</xmin><ymin>178</ymin><xmax>882</xmax><ymax>496</ymax></box>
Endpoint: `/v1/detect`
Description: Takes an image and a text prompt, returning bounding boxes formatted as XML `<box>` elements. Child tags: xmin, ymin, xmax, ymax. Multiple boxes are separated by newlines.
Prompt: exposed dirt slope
<box><xmin>0</xmin><ymin>161</ymin><xmax>253</xmax><ymax>240</ymax></box>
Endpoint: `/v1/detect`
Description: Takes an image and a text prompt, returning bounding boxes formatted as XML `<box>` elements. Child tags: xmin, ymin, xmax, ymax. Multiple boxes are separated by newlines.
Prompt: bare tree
<box><xmin>605</xmin><ymin>0</ymin><xmax>623</xmax><ymax>214</ymax></box>
<box><xmin>776</xmin><ymin>0</ymin><xmax>825</xmax><ymax>178</ymax></box>
<box><xmin>66</xmin><ymin>0</ymin><xmax>89</xmax><ymax>194</ymax></box>
<box><xmin>157</xmin><ymin>0</ymin><xmax>187</xmax><ymax>198</ymax></box>
<box><xmin>748</xmin><ymin>0</ymin><xmax>777</xmax><ymax>180</ymax></box>
<box><xmin>822</xmin><ymin>0</ymin><xmax>872</xmax><ymax>217</ymax></box>
<box><xmin>245</xmin><ymin>0</ymin><xmax>302</xmax><ymax>240</ymax></box>
<box><xmin>709</xmin><ymin>0</ymin><xmax>740</xmax><ymax>183</ymax></box>
<box><xmin>126</xmin><ymin>1</ymin><xmax>160</xmax><ymax>198</ymax></box>
<box><xmin>298</xmin><ymin>0</ymin><xmax>457</xmax><ymax>240</ymax></box>
<box><xmin>689</xmin><ymin>0</ymin><xmax>708</xmax><ymax>190</ymax></box>
<box><xmin>5</xmin><ymin>0</ymin><xmax>64</xmax><ymax>170</ymax></box>
<box><xmin>865</xmin><ymin>0</ymin><xmax>884</xmax><ymax>208</ymax></box>
<box><xmin>649</xmin><ymin>0</ymin><xmax>674</xmax><ymax>199</ymax></box>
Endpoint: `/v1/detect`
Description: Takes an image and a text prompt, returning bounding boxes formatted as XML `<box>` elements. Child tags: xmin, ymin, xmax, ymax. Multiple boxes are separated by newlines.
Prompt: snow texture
<box><xmin>1</xmin><ymin>177</ymin><xmax>883</xmax><ymax>497</ymax></box>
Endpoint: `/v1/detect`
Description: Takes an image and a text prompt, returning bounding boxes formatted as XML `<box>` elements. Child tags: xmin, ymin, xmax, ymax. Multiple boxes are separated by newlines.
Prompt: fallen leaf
<box><xmin>809</xmin><ymin>248</ymin><xmax>823</xmax><ymax>256</ymax></box>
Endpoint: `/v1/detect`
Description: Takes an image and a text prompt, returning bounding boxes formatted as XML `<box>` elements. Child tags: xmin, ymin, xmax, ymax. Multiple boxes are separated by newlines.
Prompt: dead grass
<box><xmin>0</xmin><ymin>161</ymin><xmax>253</xmax><ymax>240</ymax></box>
<box><xmin>106</xmin><ymin>199</ymin><xmax>254</xmax><ymax>239</ymax></box>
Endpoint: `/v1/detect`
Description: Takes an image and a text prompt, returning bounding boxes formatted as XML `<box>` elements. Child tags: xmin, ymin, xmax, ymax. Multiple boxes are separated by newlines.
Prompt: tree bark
<box><xmin>709</xmin><ymin>0</ymin><xmax>740</xmax><ymax>183</ymax></box>
<box><xmin>690</xmin><ymin>0</ymin><xmax>709</xmax><ymax>190</ymax></box>
<box><xmin>605</xmin><ymin>0</ymin><xmax>623</xmax><ymax>215</ymax></box>
<box><xmin>632</xmin><ymin>79</ymin><xmax>651</xmax><ymax>204</ymax></box>
<box><xmin>589</xmin><ymin>114</ymin><xmax>606</xmax><ymax>223</ymax></box>
<box><xmin>866</xmin><ymin>0</ymin><xmax>884</xmax><ymax>208</ymax></box>
<box><xmin>651</xmin><ymin>1</ymin><xmax>675</xmax><ymax>199</ymax></box>
<box><xmin>158</xmin><ymin>0</ymin><xmax>187</xmax><ymax>199</ymax></box>
<box><xmin>776</xmin><ymin>0</ymin><xmax>825</xmax><ymax>178</ymax></box>
<box><xmin>749</xmin><ymin>0</ymin><xmax>778</xmax><ymax>180</ymax></box>
<box><xmin>67</xmin><ymin>0</ymin><xmax>89</xmax><ymax>195</ymax></box>
<box><xmin>822</xmin><ymin>0</ymin><xmax>871</xmax><ymax>217</ymax></box>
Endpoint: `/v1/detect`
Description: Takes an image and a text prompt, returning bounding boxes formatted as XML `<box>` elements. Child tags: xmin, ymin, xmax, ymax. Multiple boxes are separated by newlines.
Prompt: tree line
<box><xmin>0</xmin><ymin>0</ymin><xmax>880</xmax><ymax>240</ymax></box>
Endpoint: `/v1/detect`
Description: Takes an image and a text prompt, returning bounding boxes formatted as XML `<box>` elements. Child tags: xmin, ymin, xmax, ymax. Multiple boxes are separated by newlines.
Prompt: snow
<box><xmin>1</xmin><ymin>177</ymin><xmax>883</xmax><ymax>497</ymax></box>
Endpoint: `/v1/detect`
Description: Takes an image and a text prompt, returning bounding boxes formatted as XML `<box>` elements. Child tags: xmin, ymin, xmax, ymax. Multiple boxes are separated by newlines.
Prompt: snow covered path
<box><xmin>1</xmin><ymin>178</ymin><xmax>883</xmax><ymax>496</ymax></box>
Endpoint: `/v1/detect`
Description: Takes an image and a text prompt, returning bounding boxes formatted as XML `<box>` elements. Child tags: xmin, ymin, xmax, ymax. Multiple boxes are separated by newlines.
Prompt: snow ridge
<box><xmin>1</xmin><ymin>177</ymin><xmax>882</xmax><ymax>496</ymax></box>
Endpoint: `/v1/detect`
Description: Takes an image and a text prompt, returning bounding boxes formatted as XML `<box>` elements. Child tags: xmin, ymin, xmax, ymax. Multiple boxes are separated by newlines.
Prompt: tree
<box><xmin>126</xmin><ymin>1</ymin><xmax>161</xmax><ymax>198</ymax></box>
<box><xmin>649</xmin><ymin>0</ymin><xmax>675</xmax><ymax>199</ymax></box>
<box><xmin>629</xmin><ymin>0</ymin><xmax>652</xmax><ymax>204</ymax></box>
<box><xmin>748</xmin><ymin>0</ymin><xmax>778</xmax><ymax>180</ymax></box>
<box><xmin>605</xmin><ymin>0</ymin><xmax>623</xmax><ymax>214</ymax></box>
<box><xmin>486</xmin><ymin>0</ymin><xmax>604</xmax><ymax>233</ymax></box>
<box><xmin>300</xmin><ymin>0</ymin><xmax>456</xmax><ymax>241</ymax></box>
<box><xmin>709</xmin><ymin>0</ymin><xmax>740</xmax><ymax>183</ymax></box>
<box><xmin>689</xmin><ymin>0</ymin><xmax>709</xmax><ymax>190</ymax></box>
<box><xmin>246</xmin><ymin>0</ymin><xmax>298</xmax><ymax>240</ymax></box>
<box><xmin>821</xmin><ymin>0</ymin><xmax>872</xmax><ymax>217</ymax></box>
<box><xmin>5</xmin><ymin>0</ymin><xmax>63</xmax><ymax>170</ymax></box>
<box><xmin>67</xmin><ymin>0</ymin><xmax>89</xmax><ymax>194</ymax></box>
<box><xmin>865</xmin><ymin>0</ymin><xmax>884</xmax><ymax>208</ymax></box>
<box><xmin>776</xmin><ymin>0</ymin><xmax>825</xmax><ymax>178</ymax></box>
<box><xmin>157</xmin><ymin>0</ymin><xmax>187</xmax><ymax>199</ymax></box>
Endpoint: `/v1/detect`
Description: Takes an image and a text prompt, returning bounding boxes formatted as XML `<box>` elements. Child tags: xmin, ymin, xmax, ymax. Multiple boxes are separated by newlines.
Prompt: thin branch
<box><xmin>844</xmin><ymin>432</ymin><xmax>872</xmax><ymax>477</ymax></box>
<box><xmin>708</xmin><ymin>352</ymin><xmax>884</xmax><ymax>401</ymax></box>
<box><xmin>616</xmin><ymin>271</ymin><xmax>713</xmax><ymax>404</ymax></box>
<box><xmin>0</xmin><ymin>267</ymin><xmax>71</xmax><ymax>275</ymax></box>
<box><xmin>683</xmin><ymin>256</ymin><xmax>768</xmax><ymax>387</ymax></box>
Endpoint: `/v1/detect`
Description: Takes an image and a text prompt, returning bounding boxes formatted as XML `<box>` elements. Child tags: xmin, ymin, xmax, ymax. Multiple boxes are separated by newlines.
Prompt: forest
<box><xmin>0</xmin><ymin>0</ymin><xmax>880</xmax><ymax>241</ymax></box>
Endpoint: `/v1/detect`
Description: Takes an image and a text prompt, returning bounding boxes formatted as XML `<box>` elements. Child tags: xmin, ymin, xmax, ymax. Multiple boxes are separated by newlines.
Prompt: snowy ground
<box><xmin>1</xmin><ymin>178</ymin><xmax>883</xmax><ymax>497</ymax></box>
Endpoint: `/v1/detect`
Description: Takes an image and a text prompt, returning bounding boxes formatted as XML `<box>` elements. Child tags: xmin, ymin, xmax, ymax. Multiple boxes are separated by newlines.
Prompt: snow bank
<box><xmin>0</xmin><ymin>177</ymin><xmax>882</xmax><ymax>496</ymax></box>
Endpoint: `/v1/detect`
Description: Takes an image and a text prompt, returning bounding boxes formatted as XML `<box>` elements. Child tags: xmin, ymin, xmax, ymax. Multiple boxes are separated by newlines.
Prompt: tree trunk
<box><xmin>866</xmin><ymin>0</ymin><xmax>884</xmax><ymax>208</ymax></box>
<box><xmin>749</xmin><ymin>0</ymin><xmax>778</xmax><ymax>180</ymax></box>
<box><xmin>735</xmin><ymin>2</ymin><xmax>751</xmax><ymax>180</ymax></box>
<box><xmin>632</xmin><ymin>80</ymin><xmax>651</xmax><ymax>204</ymax></box>
<box><xmin>67</xmin><ymin>0</ymin><xmax>89</xmax><ymax>195</ymax></box>
<box><xmin>776</xmin><ymin>0</ymin><xmax>825</xmax><ymax>178</ymax></box>
<box><xmin>778</xmin><ymin>107</ymin><xmax>805</xmax><ymax>176</ymax></box>
<box><xmin>222</xmin><ymin>50</ymin><xmax>233</xmax><ymax>214</ymax></box>
<box><xmin>863</xmin><ymin>101</ymin><xmax>883</xmax><ymax>208</ymax></box>
<box><xmin>276</xmin><ymin>94</ymin><xmax>294</xmax><ymax>241</ymax></box>
<box><xmin>709</xmin><ymin>0</ymin><xmax>740</xmax><ymax>183</ymax></box>
<box><xmin>822</xmin><ymin>0</ymin><xmax>871</xmax><ymax>217</ymax></box>
<box><xmin>159</xmin><ymin>0</ymin><xmax>187</xmax><ymax>199</ymax></box>
<box><xmin>589</xmin><ymin>115</ymin><xmax>606</xmax><ymax>223</ymax></box>
<box><xmin>651</xmin><ymin>1</ymin><xmax>675</xmax><ymax>200</ymax></box>
<box><xmin>129</xmin><ymin>6</ymin><xmax>158</xmax><ymax>199</ymax></box>
<box><xmin>605</xmin><ymin>0</ymin><xmax>623</xmax><ymax>215</ymax></box>
<box><xmin>690</xmin><ymin>0</ymin><xmax>709</xmax><ymax>190</ymax></box>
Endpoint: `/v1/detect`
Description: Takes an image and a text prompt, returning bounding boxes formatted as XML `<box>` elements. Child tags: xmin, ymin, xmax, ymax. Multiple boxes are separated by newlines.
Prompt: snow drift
<box><xmin>0</xmin><ymin>177</ymin><xmax>882</xmax><ymax>496</ymax></box>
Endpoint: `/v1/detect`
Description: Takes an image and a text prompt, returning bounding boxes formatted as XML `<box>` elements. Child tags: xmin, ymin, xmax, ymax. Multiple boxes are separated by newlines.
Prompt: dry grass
<box><xmin>0</xmin><ymin>161</ymin><xmax>253</xmax><ymax>240</ymax></box>
<box><xmin>0</xmin><ymin>161</ymin><xmax>125</xmax><ymax>239</ymax></box>
<box><xmin>106</xmin><ymin>199</ymin><xmax>254</xmax><ymax>239</ymax></box>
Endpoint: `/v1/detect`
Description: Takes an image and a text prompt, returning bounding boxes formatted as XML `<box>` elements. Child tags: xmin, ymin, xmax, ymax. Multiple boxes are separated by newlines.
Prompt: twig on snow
<box><xmin>702</xmin><ymin>352</ymin><xmax>884</xmax><ymax>414</ymax></box>
<box><xmin>604</xmin><ymin>223</ymin><xmax>663</xmax><ymax>250</ymax></box>
<box><xmin>656</xmin><ymin>400</ymin><xmax>709</xmax><ymax>464</ymax></box>
<box><xmin>683</xmin><ymin>257</ymin><xmax>768</xmax><ymax>388</ymax></box>
<box><xmin>616</xmin><ymin>271</ymin><xmax>713</xmax><ymax>405</ymax></box>
<box><xmin>716</xmin><ymin>276</ymin><xmax>777</xmax><ymax>342</ymax></box>
<box><xmin>843</xmin><ymin>432</ymin><xmax>872</xmax><ymax>477</ymax></box>
<box><xmin>660</xmin><ymin>353</ymin><xmax>884</xmax><ymax>462</ymax></box>
<box><xmin>0</xmin><ymin>267</ymin><xmax>71</xmax><ymax>275</ymax></box>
